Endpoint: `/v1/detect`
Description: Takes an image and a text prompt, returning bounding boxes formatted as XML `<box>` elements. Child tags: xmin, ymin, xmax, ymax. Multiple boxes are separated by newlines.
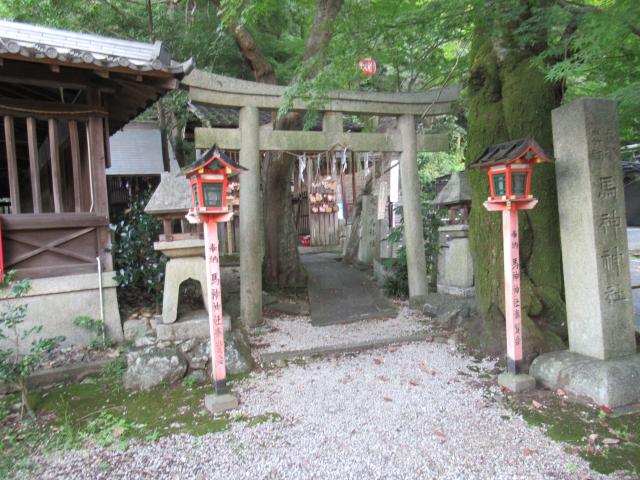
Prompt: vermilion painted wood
<box><xmin>202</xmin><ymin>212</ymin><xmax>234</xmax><ymax>394</ymax></box>
<box><xmin>484</xmin><ymin>199</ymin><xmax>537</xmax><ymax>374</ymax></box>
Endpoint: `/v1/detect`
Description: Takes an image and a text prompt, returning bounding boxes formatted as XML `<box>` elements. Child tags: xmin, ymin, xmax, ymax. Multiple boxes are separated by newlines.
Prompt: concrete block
<box><xmin>123</xmin><ymin>319</ymin><xmax>152</xmax><ymax>341</ymax></box>
<box><xmin>0</xmin><ymin>272</ymin><xmax>122</xmax><ymax>353</ymax></box>
<box><xmin>552</xmin><ymin>98</ymin><xmax>635</xmax><ymax>359</ymax></box>
<box><xmin>498</xmin><ymin>373</ymin><xmax>536</xmax><ymax>393</ymax></box>
<box><xmin>204</xmin><ymin>392</ymin><xmax>238</xmax><ymax>414</ymax></box>
<box><xmin>156</xmin><ymin>312</ymin><xmax>231</xmax><ymax>342</ymax></box>
<box><xmin>531</xmin><ymin>350</ymin><xmax>640</xmax><ymax>408</ymax></box>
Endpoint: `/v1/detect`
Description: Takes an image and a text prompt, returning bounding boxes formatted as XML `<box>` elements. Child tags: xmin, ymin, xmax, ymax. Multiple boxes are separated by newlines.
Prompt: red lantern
<box><xmin>474</xmin><ymin>137</ymin><xmax>551</xmax><ymax>204</ymax></box>
<box><xmin>358</xmin><ymin>57</ymin><xmax>377</xmax><ymax>77</ymax></box>
<box><xmin>183</xmin><ymin>145</ymin><xmax>245</xmax><ymax>214</ymax></box>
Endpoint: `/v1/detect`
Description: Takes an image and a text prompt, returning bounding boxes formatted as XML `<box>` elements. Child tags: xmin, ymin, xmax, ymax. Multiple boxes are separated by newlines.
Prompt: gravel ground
<box><xmin>32</xmin><ymin>341</ymin><xmax>627</xmax><ymax>480</ymax></box>
<box><xmin>252</xmin><ymin>305</ymin><xmax>432</xmax><ymax>354</ymax></box>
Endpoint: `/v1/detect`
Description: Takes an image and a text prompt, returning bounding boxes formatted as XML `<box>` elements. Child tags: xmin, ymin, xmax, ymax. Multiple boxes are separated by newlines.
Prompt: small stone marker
<box><xmin>204</xmin><ymin>392</ymin><xmax>239</xmax><ymax>414</ymax></box>
<box><xmin>552</xmin><ymin>98</ymin><xmax>635</xmax><ymax>360</ymax></box>
<box><xmin>531</xmin><ymin>98</ymin><xmax>640</xmax><ymax>408</ymax></box>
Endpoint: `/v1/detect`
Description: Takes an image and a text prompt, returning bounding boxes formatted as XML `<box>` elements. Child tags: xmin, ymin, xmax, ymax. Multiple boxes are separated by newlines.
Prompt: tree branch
<box><xmin>210</xmin><ymin>0</ymin><xmax>277</xmax><ymax>84</ymax></box>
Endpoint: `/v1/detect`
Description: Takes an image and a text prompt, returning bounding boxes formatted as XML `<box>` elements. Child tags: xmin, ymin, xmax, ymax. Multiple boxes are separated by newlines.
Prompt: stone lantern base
<box><xmin>436</xmin><ymin>224</ymin><xmax>474</xmax><ymax>297</ymax></box>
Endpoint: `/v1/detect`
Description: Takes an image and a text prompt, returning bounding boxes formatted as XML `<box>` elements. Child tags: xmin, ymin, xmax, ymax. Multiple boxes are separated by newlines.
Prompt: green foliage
<box><xmin>0</xmin><ymin>271</ymin><xmax>64</xmax><ymax>418</ymax></box>
<box><xmin>111</xmin><ymin>193</ymin><xmax>167</xmax><ymax>308</ymax></box>
<box><xmin>73</xmin><ymin>316</ymin><xmax>115</xmax><ymax>351</ymax></box>
<box><xmin>82</xmin><ymin>411</ymin><xmax>132</xmax><ymax>449</ymax></box>
<box><xmin>100</xmin><ymin>357</ymin><xmax>127</xmax><ymax>387</ymax></box>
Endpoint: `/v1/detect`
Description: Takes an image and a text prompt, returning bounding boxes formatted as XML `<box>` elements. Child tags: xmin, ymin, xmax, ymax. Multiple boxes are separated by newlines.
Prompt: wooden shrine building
<box><xmin>0</xmin><ymin>20</ymin><xmax>192</xmax><ymax>348</ymax></box>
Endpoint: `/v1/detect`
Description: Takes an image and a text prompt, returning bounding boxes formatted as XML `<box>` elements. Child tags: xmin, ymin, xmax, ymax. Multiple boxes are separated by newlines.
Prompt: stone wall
<box><xmin>0</xmin><ymin>272</ymin><xmax>123</xmax><ymax>353</ymax></box>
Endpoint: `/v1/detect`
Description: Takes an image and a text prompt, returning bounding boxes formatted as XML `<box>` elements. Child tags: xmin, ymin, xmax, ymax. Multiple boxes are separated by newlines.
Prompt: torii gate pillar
<box><xmin>239</xmin><ymin>106</ymin><xmax>263</xmax><ymax>327</ymax></box>
<box><xmin>399</xmin><ymin>114</ymin><xmax>429</xmax><ymax>306</ymax></box>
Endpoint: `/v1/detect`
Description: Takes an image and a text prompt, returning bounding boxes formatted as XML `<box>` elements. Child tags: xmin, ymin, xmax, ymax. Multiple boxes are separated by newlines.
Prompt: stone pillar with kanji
<box><xmin>531</xmin><ymin>98</ymin><xmax>640</xmax><ymax>408</ymax></box>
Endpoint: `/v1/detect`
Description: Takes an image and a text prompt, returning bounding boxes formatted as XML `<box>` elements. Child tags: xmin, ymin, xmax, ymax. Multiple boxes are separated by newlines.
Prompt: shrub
<box><xmin>111</xmin><ymin>193</ymin><xmax>167</xmax><ymax>309</ymax></box>
<box><xmin>383</xmin><ymin>194</ymin><xmax>442</xmax><ymax>299</ymax></box>
<box><xmin>73</xmin><ymin>316</ymin><xmax>116</xmax><ymax>350</ymax></box>
<box><xmin>0</xmin><ymin>271</ymin><xmax>64</xmax><ymax>417</ymax></box>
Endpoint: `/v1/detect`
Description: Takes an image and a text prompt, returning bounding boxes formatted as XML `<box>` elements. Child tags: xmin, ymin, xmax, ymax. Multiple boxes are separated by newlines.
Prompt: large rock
<box><xmin>194</xmin><ymin>329</ymin><xmax>254</xmax><ymax>376</ymax></box>
<box><xmin>225</xmin><ymin>329</ymin><xmax>254</xmax><ymax>375</ymax></box>
<box><xmin>123</xmin><ymin>348</ymin><xmax>188</xmax><ymax>391</ymax></box>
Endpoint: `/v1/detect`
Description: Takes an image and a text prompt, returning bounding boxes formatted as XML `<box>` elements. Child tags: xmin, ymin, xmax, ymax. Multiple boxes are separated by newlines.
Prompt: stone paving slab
<box><xmin>303</xmin><ymin>253</ymin><xmax>396</xmax><ymax>326</ymax></box>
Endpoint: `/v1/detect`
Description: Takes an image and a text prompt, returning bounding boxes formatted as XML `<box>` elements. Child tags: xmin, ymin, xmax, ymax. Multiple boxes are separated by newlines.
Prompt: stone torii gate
<box><xmin>181</xmin><ymin>70</ymin><xmax>461</xmax><ymax>327</ymax></box>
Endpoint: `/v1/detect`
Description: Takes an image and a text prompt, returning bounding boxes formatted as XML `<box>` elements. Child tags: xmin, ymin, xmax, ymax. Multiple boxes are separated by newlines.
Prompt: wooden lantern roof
<box><xmin>0</xmin><ymin>20</ymin><xmax>194</xmax><ymax>134</ymax></box>
<box><xmin>471</xmin><ymin>137</ymin><xmax>552</xmax><ymax>168</ymax></box>
<box><xmin>183</xmin><ymin>144</ymin><xmax>246</xmax><ymax>177</ymax></box>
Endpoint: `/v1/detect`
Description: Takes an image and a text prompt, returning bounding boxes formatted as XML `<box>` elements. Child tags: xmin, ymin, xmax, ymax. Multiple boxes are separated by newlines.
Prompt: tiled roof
<box><xmin>472</xmin><ymin>137</ymin><xmax>551</xmax><ymax>168</ymax></box>
<box><xmin>0</xmin><ymin>20</ymin><xmax>193</xmax><ymax>75</ymax></box>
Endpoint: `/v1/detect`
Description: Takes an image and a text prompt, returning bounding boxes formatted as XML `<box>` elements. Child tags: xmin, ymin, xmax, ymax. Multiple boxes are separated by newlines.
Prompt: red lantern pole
<box><xmin>202</xmin><ymin>214</ymin><xmax>230</xmax><ymax>394</ymax></box>
<box><xmin>484</xmin><ymin>200</ymin><xmax>537</xmax><ymax>374</ymax></box>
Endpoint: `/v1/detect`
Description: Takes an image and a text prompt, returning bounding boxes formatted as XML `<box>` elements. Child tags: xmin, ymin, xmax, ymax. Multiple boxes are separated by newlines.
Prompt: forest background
<box><xmin>2</xmin><ymin>0</ymin><xmax>637</xmax><ymax>356</ymax></box>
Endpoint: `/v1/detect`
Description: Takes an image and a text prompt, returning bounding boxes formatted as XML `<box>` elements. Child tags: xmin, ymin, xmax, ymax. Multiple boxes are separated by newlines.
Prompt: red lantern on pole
<box><xmin>184</xmin><ymin>145</ymin><xmax>246</xmax><ymax>401</ymax></box>
<box><xmin>471</xmin><ymin>137</ymin><xmax>552</xmax><ymax>375</ymax></box>
<box><xmin>358</xmin><ymin>57</ymin><xmax>377</xmax><ymax>77</ymax></box>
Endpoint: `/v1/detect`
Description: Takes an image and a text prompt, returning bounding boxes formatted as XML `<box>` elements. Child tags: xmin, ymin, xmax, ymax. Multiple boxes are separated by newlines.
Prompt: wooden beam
<box><xmin>0</xmin><ymin>213</ymin><xmax>108</xmax><ymax>230</ymax></box>
<box><xmin>26</xmin><ymin>117</ymin><xmax>41</xmax><ymax>213</ymax></box>
<box><xmin>48</xmin><ymin>118</ymin><xmax>63</xmax><ymax>212</ymax></box>
<box><xmin>0</xmin><ymin>98</ymin><xmax>107</xmax><ymax>120</ymax></box>
<box><xmin>68</xmin><ymin>120</ymin><xmax>83</xmax><ymax>212</ymax></box>
<box><xmin>194</xmin><ymin>127</ymin><xmax>450</xmax><ymax>153</ymax></box>
<box><xmin>3</xmin><ymin>116</ymin><xmax>21</xmax><ymax>213</ymax></box>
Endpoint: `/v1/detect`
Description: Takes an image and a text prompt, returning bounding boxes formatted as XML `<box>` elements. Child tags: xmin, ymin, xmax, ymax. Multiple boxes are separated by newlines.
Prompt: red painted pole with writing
<box><xmin>202</xmin><ymin>214</ymin><xmax>232</xmax><ymax>394</ymax></box>
<box><xmin>484</xmin><ymin>200</ymin><xmax>537</xmax><ymax>374</ymax></box>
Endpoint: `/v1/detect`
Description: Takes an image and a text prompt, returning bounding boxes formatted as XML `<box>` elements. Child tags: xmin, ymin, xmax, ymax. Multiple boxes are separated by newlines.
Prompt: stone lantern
<box><xmin>432</xmin><ymin>172</ymin><xmax>474</xmax><ymax>297</ymax></box>
<box><xmin>145</xmin><ymin>171</ymin><xmax>230</xmax><ymax>334</ymax></box>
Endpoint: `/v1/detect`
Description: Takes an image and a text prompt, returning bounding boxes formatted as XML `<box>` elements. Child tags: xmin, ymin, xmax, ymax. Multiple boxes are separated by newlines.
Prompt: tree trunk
<box><xmin>465</xmin><ymin>26</ymin><xmax>567</xmax><ymax>362</ymax></box>
<box><xmin>214</xmin><ymin>0</ymin><xmax>343</xmax><ymax>289</ymax></box>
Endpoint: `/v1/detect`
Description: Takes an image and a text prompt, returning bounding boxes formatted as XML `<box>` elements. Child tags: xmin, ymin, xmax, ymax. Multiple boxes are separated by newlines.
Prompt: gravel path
<box><xmin>33</xmin><ymin>341</ymin><xmax>625</xmax><ymax>480</ymax></box>
<box><xmin>253</xmin><ymin>305</ymin><xmax>432</xmax><ymax>354</ymax></box>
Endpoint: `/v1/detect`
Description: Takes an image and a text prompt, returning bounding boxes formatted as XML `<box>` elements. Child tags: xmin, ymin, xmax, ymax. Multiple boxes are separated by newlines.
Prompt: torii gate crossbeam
<box><xmin>181</xmin><ymin>70</ymin><xmax>462</xmax><ymax>326</ymax></box>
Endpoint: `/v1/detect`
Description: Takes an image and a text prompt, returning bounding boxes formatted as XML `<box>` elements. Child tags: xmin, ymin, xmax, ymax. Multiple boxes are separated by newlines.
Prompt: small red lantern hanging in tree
<box><xmin>358</xmin><ymin>57</ymin><xmax>377</xmax><ymax>77</ymax></box>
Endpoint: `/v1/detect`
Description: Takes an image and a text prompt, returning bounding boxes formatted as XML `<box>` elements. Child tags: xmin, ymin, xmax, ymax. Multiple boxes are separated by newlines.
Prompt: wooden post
<box><xmin>48</xmin><ymin>118</ymin><xmax>63</xmax><ymax>213</ymax></box>
<box><xmin>68</xmin><ymin>120</ymin><xmax>83</xmax><ymax>212</ymax></box>
<box><xmin>502</xmin><ymin>207</ymin><xmax>523</xmax><ymax>374</ymax></box>
<box><xmin>26</xmin><ymin>117</ymin><xmax>41</xmax><ymax>213</ymax></box>
<box><xmin>3</xmin><ymin>116</ymin><xmax>20</xmax><ymax>213</ymax></box>
<box><xmin>351</xmin><ymin>153</ymin><xmax>357</xmax><ymax>222</ymax></box>
<box><xmin>484</xmin><ymin>199</ymin><xmax>537</xmax><ymax>374</ymax></box>
<box><xmin>203</xmin><ymin>216</ymin><xmax>228</xmax><ymax>394</ymax></box>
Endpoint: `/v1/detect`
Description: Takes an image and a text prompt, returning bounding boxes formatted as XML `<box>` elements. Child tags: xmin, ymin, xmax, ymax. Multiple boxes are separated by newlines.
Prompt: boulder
<box><xmin>123</xmin><ymin>348</ymin><xmax>188</xmax><ymax>391</ymax></box>
<box><xmin>225</xmin><ymin>329</ymin><xmax>254</xmax><ymax>375</ymax></box>
<box><xmin>197</xmin><ymin>329</ymin><xmax>254</xmax><ymax>376</ymax></box>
